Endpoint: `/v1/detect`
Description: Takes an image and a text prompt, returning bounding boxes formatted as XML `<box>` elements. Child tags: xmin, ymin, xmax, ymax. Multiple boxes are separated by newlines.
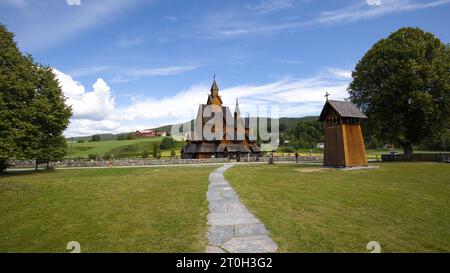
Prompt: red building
<box><xmin>134</xmin><ymin>129</ymin><xmax>167</xmax><ymax>138</ymax></box>
<box><xmin>135</xmin><ymin>129</ymin><xmax>156</xmax><ymax>137</ymax></box>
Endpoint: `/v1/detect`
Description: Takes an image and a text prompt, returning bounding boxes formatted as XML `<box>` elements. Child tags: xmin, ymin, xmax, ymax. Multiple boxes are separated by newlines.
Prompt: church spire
<box><xmin>234</xmin><ymin>99</ymin><xmax>241</xmax><ymax>119</ymax></box>
<box><xmin>207</xmin><ymin>76</ymin><xmax>223</xmax><ymax>106</ymax></box>
<box><xmin>210</xmin><ymin>76</ymin><xmax>219</xmax><ymax>96</ymax></box>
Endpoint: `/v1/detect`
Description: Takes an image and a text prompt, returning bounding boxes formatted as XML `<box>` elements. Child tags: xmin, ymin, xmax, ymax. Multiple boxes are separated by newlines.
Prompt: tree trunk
<box><xmin>0</xmin><ymin>158</ymin><xmax>8</xmax><ymax>173</ymax></box>
<box><xmin>402</xmin><ymin>142</ymin><xmax>414</xmax><ymax>159</ymax></box>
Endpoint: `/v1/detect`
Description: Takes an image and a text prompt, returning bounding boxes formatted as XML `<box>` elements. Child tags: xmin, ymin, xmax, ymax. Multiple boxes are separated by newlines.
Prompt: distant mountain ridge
<box><xmin>66</xmin><ymin>116</ymin><xmax>319</xmax><ymax>141</ymax></box>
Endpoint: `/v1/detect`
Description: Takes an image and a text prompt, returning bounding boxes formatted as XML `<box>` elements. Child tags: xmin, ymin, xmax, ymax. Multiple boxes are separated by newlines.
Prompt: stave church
<box><xmin>181</xmin><ymin>79</ymin><xmax>261</xmax><ymax>159</ymax></box>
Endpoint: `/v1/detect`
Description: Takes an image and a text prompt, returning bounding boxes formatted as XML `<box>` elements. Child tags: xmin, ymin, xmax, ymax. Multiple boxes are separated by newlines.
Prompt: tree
<box><xmin>152</xmin><ymin>143</ymin><xmax>159</xmax><ymax>159</ymax></box>
<box><xmin>348</xmin><ymin>27</ymin><xmax>450</xmax><ymax>157</ymax></box>
<box><xmin>31</xmin><ymin>66</ymin><xmax>71</xmax><ymax>161</ymax></box>
<box><xmin>117</xmin><ymin>135</ymin><xmax>126</xmax><ymax>141</ymax></box>
<box><xmin>160</xmin><ymin>137</ymin><xmax>175</xmax><ymax>150</ymax></box>
<box><xmin>127</xmin><ymin>132</ymin><xmax>136</xmax><ymax>140</ymax></box>
<box><xmin>0</xmin><ymin>24</ymin><xmax>71</xmax><ymax>172</ymax></box>
<box><xmin>91</xmin><ymin>135</ymin><xmax>101</xmax><ymax>142</ymax></box>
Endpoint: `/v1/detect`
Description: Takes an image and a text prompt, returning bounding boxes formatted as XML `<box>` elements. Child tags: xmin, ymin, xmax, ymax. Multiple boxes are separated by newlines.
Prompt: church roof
<box><xmin>319</xmin><ymin>100</ymin><xmax>367</xmax><ymax>121</ymax></box>
<box><xmin>210</xmin><ymin>79</ymin><xmax>219</xmax><ymax>93</ymax></box>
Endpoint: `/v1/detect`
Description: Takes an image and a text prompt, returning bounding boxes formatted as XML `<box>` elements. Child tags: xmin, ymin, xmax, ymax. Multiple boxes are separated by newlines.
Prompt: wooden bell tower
<box><xmin>319</xmin><ymin>97</ymin><xmax>368</xmax><ymax>167</ymax></box>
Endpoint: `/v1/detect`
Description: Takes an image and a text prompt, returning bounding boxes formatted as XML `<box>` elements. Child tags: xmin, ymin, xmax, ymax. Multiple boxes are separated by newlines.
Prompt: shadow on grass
<box><xmin>0</xmin><ymin>168</ymin><xmax>55</xmax><ymax>177</ymax></box>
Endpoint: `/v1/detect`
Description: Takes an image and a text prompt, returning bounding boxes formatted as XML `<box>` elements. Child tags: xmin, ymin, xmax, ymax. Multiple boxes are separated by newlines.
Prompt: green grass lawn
<box><xmin>0</xmin><ymin>166</ymin><xmax>215</xmax><ymax>252</ymax></box>
<box><xmin>67</xmin><ymin>137</ymin><xmax>164</xmax><ymax>158</ymax></box>
<box><xmin>225</xmin><ymin>162</ymin><xmax>450</xmax><ymax>252</ymax></box>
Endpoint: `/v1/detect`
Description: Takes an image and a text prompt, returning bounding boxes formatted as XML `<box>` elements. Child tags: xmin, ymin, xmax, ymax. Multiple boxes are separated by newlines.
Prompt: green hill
<box><xmin>67</xmin><ymin>137</ymin><xmax>165</xmax><ymax>159</ymax></box>
<box><xmin>65</xmin><ymin>116</ymin><xmax>321</xmax><ymax>158</ymax></box>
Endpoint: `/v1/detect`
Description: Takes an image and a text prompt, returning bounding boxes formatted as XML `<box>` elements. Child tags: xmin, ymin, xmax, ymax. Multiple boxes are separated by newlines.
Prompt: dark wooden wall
<box><xmin>324</xmin><ymin>125</ymin><xmax>345</xmax><ymax>166</ymax></box>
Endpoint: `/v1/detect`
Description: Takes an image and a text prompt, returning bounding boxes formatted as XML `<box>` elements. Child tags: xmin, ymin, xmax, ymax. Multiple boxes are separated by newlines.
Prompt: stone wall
<box><xmin>9</xmin><ymin>155</ymin><xmax>323</xmax><ymax>169</ymax></box>
<box><xmin>381</xmin><ymin>153</ymin><xmax>450</xmax><ymax>162</ymax></box>
<box><xmin>239</xmin><ymin>156</ymin><xmax>322</xmax><ymax>162</ymax></box>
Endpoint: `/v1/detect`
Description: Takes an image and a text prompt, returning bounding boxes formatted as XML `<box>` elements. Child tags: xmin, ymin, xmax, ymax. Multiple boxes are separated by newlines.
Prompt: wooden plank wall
<box><xmin>324</xmin><ymin>125</ymin><xmax>345</xmax><ymax>166</ymax></box>
<box><xmin>342</xmin><ymin>124</ymin><xmax>368</xmax><ymax>166</ymax></box>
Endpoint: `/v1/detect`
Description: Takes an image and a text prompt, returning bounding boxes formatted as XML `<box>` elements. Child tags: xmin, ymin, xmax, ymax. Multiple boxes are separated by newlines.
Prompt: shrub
<box><xmin>170</xmin><ymin>149</ymin><xmax>176</xmax><ymax>158</ymax></box>
<box><xmin>88</xmin><ymin>154</ymin><xmax>98</xmax><ymax>160</ymax></box>
<box><xmin>127</xmin><ymin>133</ymin><xmax>136</xmax><ymax>140</ymax></box>
<box><xmin>142</xmin><ymin>150</ymin><xmax>149</xmax><ymax>159</ymax></box>
<box><xmin>279</xmin><ymin>146</ymin><xmax>295</xmax><ymax>153</ymax></box>
<box><xmin>160</xmin><ymin>137</ymin><xmax>176</xmax><ymax>150</ymax></box>
<box><xmin>90</xmin><ymin>135</ymin><xmax>101</xmax><ymax>142</ymax></box>
<box><xmin>103</xmin><ymin>153</ymin><xmax>112</xmax><ymax>160</ymax></box>
<box><xmin>152</xmin><ymin>143</ymin><xmax>159</xmax><ymax>158</ymax></box>
<box><xmin>77</xmin><ymin>140</ymin><xmax>85</xmax><ymax>143</ymax></box>
<box><xmin>117</xmin><ymin>135</ymin><xmax>126</xmax><ymax>141</ymax></box>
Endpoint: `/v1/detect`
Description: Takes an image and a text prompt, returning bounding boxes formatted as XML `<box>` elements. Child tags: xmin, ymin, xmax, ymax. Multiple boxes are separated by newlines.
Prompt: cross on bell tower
<box><xmin>325</xmin><ymin>92</ymin><xmax>330</xmax><ymax>101</ymax></box>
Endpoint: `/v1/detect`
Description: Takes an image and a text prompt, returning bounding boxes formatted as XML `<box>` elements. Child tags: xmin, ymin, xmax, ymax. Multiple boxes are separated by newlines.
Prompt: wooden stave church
<box><xmin>181</xmin><ymin>79</ymin><xmax>261</xmax><ymax>159</ymax></box>
<box><xmin>319</xmin><ymin>99</ymin><xmax>368</xmax><ymax>167</ymax></box>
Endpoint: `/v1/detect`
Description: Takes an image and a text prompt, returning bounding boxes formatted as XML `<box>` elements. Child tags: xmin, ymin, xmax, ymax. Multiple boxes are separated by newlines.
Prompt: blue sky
<box><xmin>1</xmin><ymin>0</ymin><xmax>449</xmax><ymax>136</ymax></box>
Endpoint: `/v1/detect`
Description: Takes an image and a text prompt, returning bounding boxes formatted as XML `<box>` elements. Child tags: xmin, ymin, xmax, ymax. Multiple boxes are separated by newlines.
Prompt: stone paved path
<box><xmin>205</xmin><ymin>164</ymin><xmax>278</xmax><ymax>253</ymax></box>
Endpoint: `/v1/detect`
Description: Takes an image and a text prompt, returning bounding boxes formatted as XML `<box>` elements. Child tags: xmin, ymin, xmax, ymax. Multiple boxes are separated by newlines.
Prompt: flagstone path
<box><xmin>205</xmin><ymin>164</ymin><xmax>278</xmax><ymax>253</ymax></box>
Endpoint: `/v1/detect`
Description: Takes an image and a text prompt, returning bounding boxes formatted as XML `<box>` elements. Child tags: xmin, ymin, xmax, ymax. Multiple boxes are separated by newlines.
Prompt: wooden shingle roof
<box><xmin>319</xmin><ymin>100</ymin><xmax>367</xmax><ymax>121</ymax></box>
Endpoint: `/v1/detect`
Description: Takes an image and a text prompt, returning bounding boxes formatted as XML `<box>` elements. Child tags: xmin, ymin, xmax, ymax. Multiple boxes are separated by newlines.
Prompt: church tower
<box><xmin>207</xmin><ymin>78</ymin><xmax>223</xmax><ymax>106</ymax></box>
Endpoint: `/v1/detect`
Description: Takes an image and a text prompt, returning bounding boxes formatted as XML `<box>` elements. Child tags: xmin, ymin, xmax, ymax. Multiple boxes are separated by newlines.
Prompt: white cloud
<box><xmin>275</xmin><ymin>59</ymin><xmax>303</xmax><ymax>64</ymax></box>
<box><xmin>53</xmin><ymin>69</ymin><xmax>115</xmax><ymax>121</ymax></box>
<box><xmin>325</xmin><ymin>68</ymin><xmax>352</xmax><ymax>79</ymax></box>
<box><xmin>367</xmin><ymin>0</ymin><xmax>382</xmax><ymax>5</ymax></box>
<box><xmin>247</xmin><ymin>0</ymin><xmax>294</xmax><ymax>14</ymax></box>
<box><xmin>130</xmin><ymin>65</ymin><xmax>199</xmax><ymax>76</ymax></box>
<box><xmin>204</xmin><ymin>0</ymin><xmax>450</xmax><ymax>38</ymax></box>
<box><xmin>66</xmin><ymin>0</ymin><xmax>81</xmax><ymax>6</ymax></box>
<box><xmin>56</xmin><ymin>68</ymin><xmax>352</xmax><ymax>137</ymax></box>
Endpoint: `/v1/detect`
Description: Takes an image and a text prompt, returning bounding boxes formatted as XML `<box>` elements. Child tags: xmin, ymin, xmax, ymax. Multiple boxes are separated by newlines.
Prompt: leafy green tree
<box><xmin>77</xmin><ymin>139</ymin><xmax>85</xmax><ymax>143</ymax></box>
<box><xmin>160</xmin><ymin>137</ymin><xmax>175</xmax><ymax>150</ymax></box>
<box><xmin>0</xmin><ymin>24</ymin><xmax>71</xmax><ymax>172</ymax></box>
<box><xmin>31</xmin><ymin>66</ymin><xmax>71</xmax><ymax>161</ymax></box>
<box><xmin>127</xmin><ymin>132</ymin><xmax>136</xmax><ymax>140</ymax></box>
<box><xmin>349</xmin><ymin>27</ymin><xmax>450</xmax><ymax>157</ymax></box>
<box><xmin>91</xmin><ymin>135</ymin><xmax>101</xmax><ymax>142</ymax></box>
<box><xmin>117</xmin><ymin>135</ymin><xmax>126</xmax><ymax>141</ymax></box>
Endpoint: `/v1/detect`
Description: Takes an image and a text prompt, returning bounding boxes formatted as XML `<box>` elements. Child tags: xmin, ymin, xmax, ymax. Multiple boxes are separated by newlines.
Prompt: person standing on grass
<box><xmin>295</xmin><ymin>152</ymin><xmax>299</xmax><ymax>163</ymax></box>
